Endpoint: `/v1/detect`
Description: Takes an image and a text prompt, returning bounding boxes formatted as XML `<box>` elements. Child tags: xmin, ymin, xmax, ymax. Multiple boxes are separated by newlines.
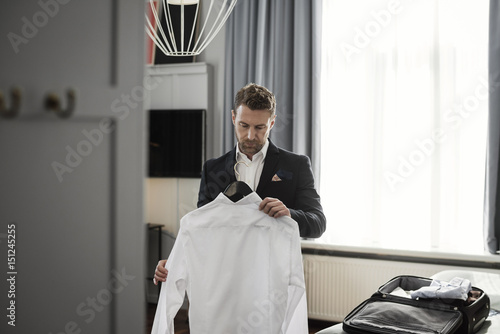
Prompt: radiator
<box><xmin>303</xmin><ymin>254</ymin><xmax>458</xmax><ymax>322</ymax></box>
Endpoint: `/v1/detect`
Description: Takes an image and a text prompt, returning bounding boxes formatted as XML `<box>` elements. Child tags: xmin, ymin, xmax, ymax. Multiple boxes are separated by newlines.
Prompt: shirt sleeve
<box><xmin>281</xmin><ymin>228</ymin><xmax>308</xmax><ymax>334</ymax></box>
<box><xmin>150</xmin><ymin>229</ymin><xmax>188</xmax><ymax>334</ymax></box>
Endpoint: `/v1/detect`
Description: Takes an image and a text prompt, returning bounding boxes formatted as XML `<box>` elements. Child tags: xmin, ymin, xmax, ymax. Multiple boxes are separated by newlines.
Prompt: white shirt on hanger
<box><xmin>151</xmin><ymin>192</ymin><xmax>308</xmax><ymax>334</ymax></box>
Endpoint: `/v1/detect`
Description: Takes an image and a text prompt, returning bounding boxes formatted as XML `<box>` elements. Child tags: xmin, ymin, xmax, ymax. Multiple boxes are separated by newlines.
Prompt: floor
<box><xmin>146</xmin><ymin>303</ymin><xmax>337</xmax><ymax>333</ymax></box>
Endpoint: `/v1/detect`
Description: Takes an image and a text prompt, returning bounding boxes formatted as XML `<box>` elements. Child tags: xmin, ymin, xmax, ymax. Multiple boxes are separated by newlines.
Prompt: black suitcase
<box><xmin>343</xmin><ymin>275</ymin><xmax>490</xmax><ymax>334</ymax></box>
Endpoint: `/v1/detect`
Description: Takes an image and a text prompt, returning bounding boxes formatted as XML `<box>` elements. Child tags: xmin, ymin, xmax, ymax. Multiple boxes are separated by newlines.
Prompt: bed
<box><xmin>316</xmin><ymin>270</ymin><xmax>500</xmax><ymax>334</ymax></box>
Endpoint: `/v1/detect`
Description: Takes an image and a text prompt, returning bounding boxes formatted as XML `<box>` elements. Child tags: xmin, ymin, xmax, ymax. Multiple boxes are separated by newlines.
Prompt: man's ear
<box><xmin>269</xmin><ymin>115</ymin><xmax>276</xmax><ymax>129</ymax></box>
<box><xmin>231</xmin><ymin>110</ymin><xmax>236</xmax><ymax>124</ymax></box>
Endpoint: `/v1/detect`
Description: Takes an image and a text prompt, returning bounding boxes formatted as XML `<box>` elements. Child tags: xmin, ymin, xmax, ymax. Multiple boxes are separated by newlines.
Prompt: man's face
<box><xmin>232</xmin><ymin>104</ymin><xmax>275</xmax><ymax>160</ymax></box>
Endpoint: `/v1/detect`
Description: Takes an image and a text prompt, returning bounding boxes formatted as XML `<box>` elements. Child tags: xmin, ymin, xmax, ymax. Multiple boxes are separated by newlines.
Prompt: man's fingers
<box><xmin>155</xmin><ymin>269</ymin><xmax>168</xmax><ymax>279</ymax></box>
<box><xmin>259</xmin><ymin>198</ymin><xmax>291</xmax><ymax>218</ymax></box>
<box><xmin>259</xmin><ymin>197</ymin><xmax>279</xmax><ymax>212</ymax></box>
<box><xmin>156</xmin><ymin>259</ymin><xmax>168</xmax><ymax>274</ymax></box>
<box><xmin>153</xmin><ymin>272</ymin><xmax>167</xmax><ymax>285</ymax></box>
<box><xmin>270</xmin><ymin>207</ymin><xmax>288</xmax><ymax>218</ymax></box>
<box><xmin>153</xmin><ymin>269</ymin><xmax>168</xmax><ymax>285</ymax></box>
<box><xmin>258</xmin><ymin>197</ymin><xmax>272</xmax><ymax>211</ymax></box>
<box><xmin>153</xmin><ymin>259</ymin><xmax>168</xmax><ymax>285</ymax></box>
<box><xmin>267</xmin><ymin>205</ymin><xmax>288</xmax><ymax>218</ymax></box>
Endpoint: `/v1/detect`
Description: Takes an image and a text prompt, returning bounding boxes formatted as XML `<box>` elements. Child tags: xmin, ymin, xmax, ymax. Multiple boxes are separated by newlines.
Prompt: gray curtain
<box><xmin>484</xmin><ymin>0</ymin><xmax>500</xmax><ymax>255</ymax></box>
<box><xmin>223</xmin><ymin>0</ymin><xmax>322</xmax><ymax>178</ymax></box>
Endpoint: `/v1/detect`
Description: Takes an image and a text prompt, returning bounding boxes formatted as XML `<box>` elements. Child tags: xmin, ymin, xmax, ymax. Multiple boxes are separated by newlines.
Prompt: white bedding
<box><xmin>316</xmin><ymin>270</ymin><xmax>500</xmax><ymax>334</ymax></box>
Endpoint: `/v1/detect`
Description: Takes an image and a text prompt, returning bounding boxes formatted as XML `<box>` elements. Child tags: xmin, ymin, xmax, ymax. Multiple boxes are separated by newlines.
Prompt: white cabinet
<box><xmin>145</xmin><ymin>63</ymin><xmax>212</xmax><ymax>302</ymax></box>
<box><xmin>147</xmin><ymin>62</ymin><xmax>213</xmax><ymax>110</ymax></box>
<box><xmin>145</xmin><ymin>62</ymin><xmax>212</xmax><ymax>235</ymax></box>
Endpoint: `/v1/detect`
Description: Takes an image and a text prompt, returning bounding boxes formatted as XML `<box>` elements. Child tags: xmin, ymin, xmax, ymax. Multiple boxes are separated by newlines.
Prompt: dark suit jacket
<box><xmin>197</xmin><ymin>140</ymin><xmax>326</xmax><ymax>238</ymax></box>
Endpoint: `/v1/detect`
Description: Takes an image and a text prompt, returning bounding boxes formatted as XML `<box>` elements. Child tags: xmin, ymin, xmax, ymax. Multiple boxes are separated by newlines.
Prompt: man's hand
<box><xmin>153</xmin><ymin>259</ymin><xmax>168</xmax><ymax>285</ymax></box>
<box><xmin>259</xmin><ymin>197</ymin><xmax>291</xmax><ymax>218</ymax></box>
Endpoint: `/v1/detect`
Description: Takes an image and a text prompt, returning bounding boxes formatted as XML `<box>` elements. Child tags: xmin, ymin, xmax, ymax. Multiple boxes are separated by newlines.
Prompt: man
<box><xmin>154</xmin><ymin>83</ymin><xmax>326</xmax><ymax>284</ymax></box>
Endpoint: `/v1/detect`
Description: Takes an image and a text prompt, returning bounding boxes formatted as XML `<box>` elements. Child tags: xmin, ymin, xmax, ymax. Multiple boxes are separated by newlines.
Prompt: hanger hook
<box><xmin>45</xmin><ymin>88</ymin><xmax>76</xmax><ymax>119</ymax></box>
<box><xmin>0</xmin><ymin>87</ymin><xmax>22</xmax><ymax>119</ymax></box>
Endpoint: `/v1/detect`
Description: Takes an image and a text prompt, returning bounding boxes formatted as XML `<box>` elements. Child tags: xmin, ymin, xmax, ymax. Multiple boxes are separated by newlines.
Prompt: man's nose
<box><xmin>247</xmin><ymin>128</ymin><xmax>256</xmax><ymax>140</ymax></box>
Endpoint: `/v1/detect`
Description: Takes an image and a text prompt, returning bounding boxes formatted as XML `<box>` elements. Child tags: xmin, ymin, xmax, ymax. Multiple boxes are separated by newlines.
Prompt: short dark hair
<box><xmin>233</xmin><ymin>83</ymin><xmax>276</xmax><ymax>116</ymax></box>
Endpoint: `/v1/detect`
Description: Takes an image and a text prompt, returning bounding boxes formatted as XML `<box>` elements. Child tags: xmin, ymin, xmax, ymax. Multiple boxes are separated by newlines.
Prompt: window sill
<box><xmin>301</xmin><ymin>239</ymin><xmax>500</xmax><ymax>270</ymax></box>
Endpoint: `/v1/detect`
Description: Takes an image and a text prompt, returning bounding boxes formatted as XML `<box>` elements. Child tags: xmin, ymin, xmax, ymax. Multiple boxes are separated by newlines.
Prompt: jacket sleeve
<box><xmin>197</xmin><ymin>160</ymin><xmax>212</xmax><ymax>208</ymax></box>
<box><xmin>289</xmin><ymin>155</ymin><xmax>326</xmax><ymax>238</ymax></box>
<box><xmin>150</xmin><ymin>228</ymin><xmax>188</xmax><ymax>334</ymax></box>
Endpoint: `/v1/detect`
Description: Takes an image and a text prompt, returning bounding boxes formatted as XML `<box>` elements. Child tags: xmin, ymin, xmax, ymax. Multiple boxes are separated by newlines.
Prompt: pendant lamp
<box><xmin>146</xmin><ymin>0</ymin><xmax>237</xmax><ymax>56</ymax></box>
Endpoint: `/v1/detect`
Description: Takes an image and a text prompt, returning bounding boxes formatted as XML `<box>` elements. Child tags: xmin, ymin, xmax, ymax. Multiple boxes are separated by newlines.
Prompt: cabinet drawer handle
<box><xmin>45</xmin><ymin>89</ymin><xmax>76</xmax><ymax>119</ymax></box>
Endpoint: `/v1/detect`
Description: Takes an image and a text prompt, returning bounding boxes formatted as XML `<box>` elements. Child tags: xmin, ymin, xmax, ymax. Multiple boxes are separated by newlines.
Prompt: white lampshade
<box><xmin>146</xmin><ymin>0</ymin><xmax>237</xmax><ymax>56</ymax></box>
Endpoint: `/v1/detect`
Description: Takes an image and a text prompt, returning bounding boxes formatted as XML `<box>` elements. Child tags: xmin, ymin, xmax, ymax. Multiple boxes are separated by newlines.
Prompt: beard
<box><xmin>238</xmin><ymin>139</ymin><xmax>264</xmax><ymax>156</ymax></box>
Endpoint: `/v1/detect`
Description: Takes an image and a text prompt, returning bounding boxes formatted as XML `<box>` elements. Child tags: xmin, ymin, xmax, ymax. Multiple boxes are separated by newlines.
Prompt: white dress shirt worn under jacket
<box><xmin>235</xmin><ymin>139</ymin><xmax>269</xmax><ymax>190</ymax></box>
<box><xmin>151</xmin><ymin>192</ymin><xmax>308</xmax><ymax>334</ymax></box>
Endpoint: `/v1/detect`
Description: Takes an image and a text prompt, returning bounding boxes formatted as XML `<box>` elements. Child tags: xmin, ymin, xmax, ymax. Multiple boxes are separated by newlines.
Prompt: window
<box><xmin>319</xmin><ymin>0</ymin><xmax>489</xmax><ymax>254</ymax></box>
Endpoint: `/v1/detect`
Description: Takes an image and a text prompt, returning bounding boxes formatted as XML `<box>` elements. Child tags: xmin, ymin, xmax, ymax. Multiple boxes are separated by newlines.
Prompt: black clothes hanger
<box><xmin>223</xmin><ymin>181</ymin><xmax>253</xmax><ymax>202</ymax></box>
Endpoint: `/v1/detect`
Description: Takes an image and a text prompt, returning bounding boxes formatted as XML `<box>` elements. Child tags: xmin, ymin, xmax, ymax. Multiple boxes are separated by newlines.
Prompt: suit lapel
<box><xmin>256</xmin><ymin>140</ymin><xmax>280</xmax><ymax>194</ymax></box>
<box><xmin>225</xmin><ymin>147</ymin><xmax>238</xmax><ymax>183</ymax></box>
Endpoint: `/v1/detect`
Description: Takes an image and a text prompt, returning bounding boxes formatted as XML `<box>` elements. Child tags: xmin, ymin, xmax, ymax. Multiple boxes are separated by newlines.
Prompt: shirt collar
<box><xmin>236</xmin><ymin>139</ymin><xmax>270</xmax><ymax>163</ymax></box>
<box><xmin>216</xmin><ymin>191</ymin><xmax>263</xmax><ymax>207</ymax></box>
